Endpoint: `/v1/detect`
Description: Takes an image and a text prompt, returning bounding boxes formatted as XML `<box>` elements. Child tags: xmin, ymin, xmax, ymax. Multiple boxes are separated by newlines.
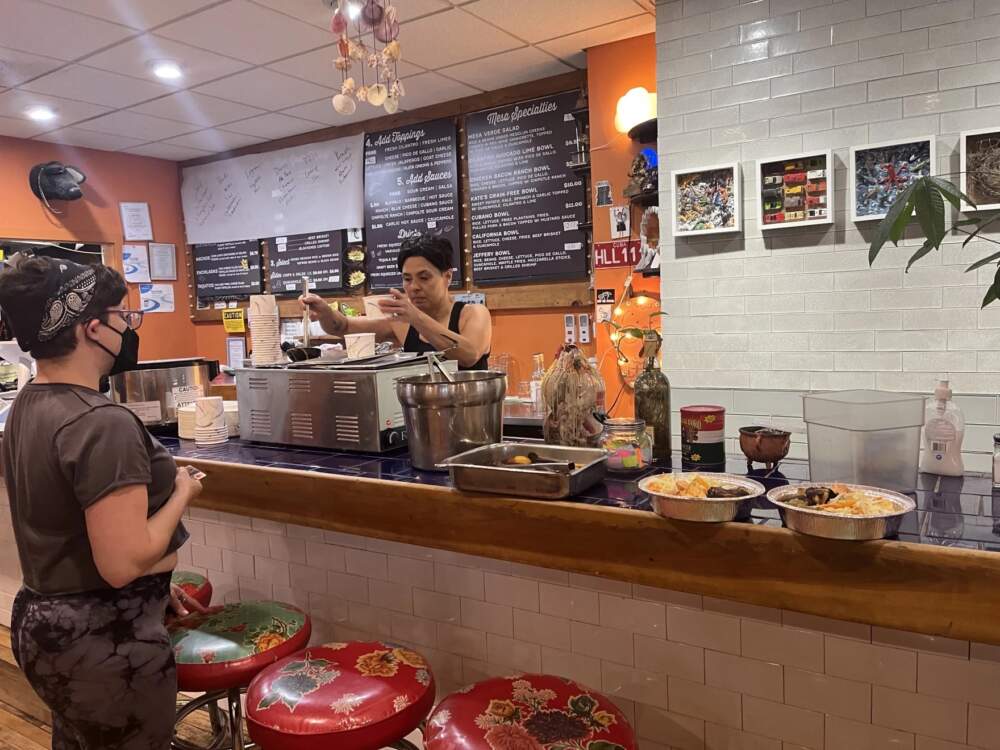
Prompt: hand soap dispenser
<box><xmin>920</xmin><ymin>379</ymin><xmax>965</xmax><ymax>477</ymax></box>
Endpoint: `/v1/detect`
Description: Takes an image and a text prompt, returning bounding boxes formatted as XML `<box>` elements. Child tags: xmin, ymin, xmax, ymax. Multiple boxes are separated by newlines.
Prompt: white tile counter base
<box><xmin>2</xmin><ymin>483</ymin><xmax>999</xmax><ymax>749</ymax></box>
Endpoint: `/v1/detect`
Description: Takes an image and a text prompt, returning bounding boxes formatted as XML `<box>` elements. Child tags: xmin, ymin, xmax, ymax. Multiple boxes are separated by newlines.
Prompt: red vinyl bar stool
<box><xmin>171</xmin><ymin>570</ymin><xmax>214</xmax><ymax>608</ymax></box>
<box><xmin>424</xmin><ymin>674</ymin><xmax>637</xmax><ymax>750</ymax></box>
<box><xmin>169</xmin><ymin>601</ymin><xmax>312</xmax><ymax>750</ymax></box>
<box><xmin>245</xmin><ymin>641</ymin><xmax>436</xmax><ymax>750</ymax></box>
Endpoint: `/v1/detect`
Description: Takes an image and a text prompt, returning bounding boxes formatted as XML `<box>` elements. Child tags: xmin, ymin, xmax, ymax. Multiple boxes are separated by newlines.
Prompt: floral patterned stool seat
<box><xmin>168</xmin><ymin>600</ymin><xmax>311</xmax><ymax>750</ymax></box>
<box><xmin>424</xmin><ymin>674</ymin><xmax>637</xmax><ymax>750</ymax></box>
<box><xmin>246</xmin><ymin>641</ymin><xmax>436</xmax><ymax>750</ymax></box>
<box><xmin>171</xmin><ymin>570</ymin><xmax>214</xmax><ymax>608</ymax></box>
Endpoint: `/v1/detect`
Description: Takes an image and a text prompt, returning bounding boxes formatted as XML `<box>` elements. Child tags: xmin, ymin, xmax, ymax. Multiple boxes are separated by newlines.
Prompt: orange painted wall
<box><xmin>586</xmin><ymin>33</ymin><xmax>659</xmax><ymax>417</ymax></box>
<box><xmin>0</xmin><ymin>136</ymin><xmax>228</xmax><ymax>363</ymax></box>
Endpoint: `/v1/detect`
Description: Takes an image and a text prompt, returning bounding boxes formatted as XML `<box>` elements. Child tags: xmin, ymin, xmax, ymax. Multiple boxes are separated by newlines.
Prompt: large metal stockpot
<box><xmin>395</xmin><ymin>370</ymin><xmax>506</xmax><ymax>471</ymax></box>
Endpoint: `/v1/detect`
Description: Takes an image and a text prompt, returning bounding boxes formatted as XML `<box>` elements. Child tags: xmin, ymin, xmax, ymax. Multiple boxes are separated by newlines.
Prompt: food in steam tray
<box><xmin>781</xmin><ymin>484</ymin><xmax>901</xmax><ymax>516</ymax></box>
<box><xmin>645</xmin><ymin>473</ymin><xmax>751</xmax><ymax>499</ymax></box>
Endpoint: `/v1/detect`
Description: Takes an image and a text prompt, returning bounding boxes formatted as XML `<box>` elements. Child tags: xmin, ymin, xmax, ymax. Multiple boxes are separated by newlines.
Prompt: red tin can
<box><xmin>680</xmin><ymin>405</ymin><xmax>726</xmax><ymax>469</ymax></box>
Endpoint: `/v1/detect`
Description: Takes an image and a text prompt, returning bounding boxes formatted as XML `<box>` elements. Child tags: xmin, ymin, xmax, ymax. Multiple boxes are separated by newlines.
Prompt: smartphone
<box><xmin>184</xmin><ymin>465</ymin><xmax>207</xmax><ymax>481</ymax></box>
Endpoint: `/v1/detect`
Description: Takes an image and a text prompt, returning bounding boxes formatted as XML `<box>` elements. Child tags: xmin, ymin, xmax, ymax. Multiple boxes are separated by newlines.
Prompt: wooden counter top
<box><xmin>178</xmin><ymin>456</ymin><xmax>1000</xmax><ymax>645</ymax></box>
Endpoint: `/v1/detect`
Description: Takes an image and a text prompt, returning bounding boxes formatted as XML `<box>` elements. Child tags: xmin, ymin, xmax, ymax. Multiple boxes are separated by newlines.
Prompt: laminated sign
<box><xmin>222</xmin><ymin>308</ymin><xmax>246</xmax><ymax>333</ymax></box>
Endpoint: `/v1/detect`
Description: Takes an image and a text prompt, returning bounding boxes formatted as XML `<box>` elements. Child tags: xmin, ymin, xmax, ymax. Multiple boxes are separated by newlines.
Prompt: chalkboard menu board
<box><xmin>265</xmin><ymin>230</ymin><xmax>343</xmax><ymax>296</ymax></box>
<box><xmin>364</xmin><ymin>118</ymin><xmax>461</xmax><ymax>290</ymax></box>
<box><xmin>467</xmin><ymin>91</ymin><xmax>587</xmax><ymax>284</ymax></box>
<box><xmin>193</xmin><ymin>239</ymin><xmax>262</xmax><ymax>298</ymax></box>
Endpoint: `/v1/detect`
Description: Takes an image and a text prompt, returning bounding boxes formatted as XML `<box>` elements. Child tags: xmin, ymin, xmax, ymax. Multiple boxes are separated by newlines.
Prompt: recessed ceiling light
<box><xmin>345</xmin><ymin>2</ymin><xmax>361</xmax><ymax>19</ymax></box>
<box><xmin>150</xmin><ymin>60</ymin><xmax>183</xmax><ymax>81</ymax></box>
<box><xmin>25</xmin><ymin>106</ymin><xmax>56</xmax><ymax>122</ymax></box>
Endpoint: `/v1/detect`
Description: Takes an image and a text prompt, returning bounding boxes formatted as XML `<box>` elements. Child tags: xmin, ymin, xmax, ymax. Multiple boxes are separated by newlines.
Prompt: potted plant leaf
<box><xmin>868</xmin><ymin>175</ymin><xmax>1000</xmax><ymax>306</ymax></box>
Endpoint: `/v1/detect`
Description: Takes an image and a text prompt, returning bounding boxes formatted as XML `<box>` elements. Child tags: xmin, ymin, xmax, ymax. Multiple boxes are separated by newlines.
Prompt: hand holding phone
<box><xmin>184</xmin><ymin>465</ymin><xmax>207</xmax><ymax>481</ymax></box>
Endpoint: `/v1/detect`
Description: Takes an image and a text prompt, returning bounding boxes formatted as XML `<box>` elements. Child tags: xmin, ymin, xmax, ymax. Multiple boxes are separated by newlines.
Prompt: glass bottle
<box><xmin>634</xmin><ymin>354</ymin><xmax>671</xmax><ymax>464</ymax></box>
<box><xmin>993</xmin><ymin>433</ymin><xmax>1000</xmax><ymax>489</ymax></box>
<box><xmin>529</xmin><ymin>352</ymin><xmax>545</xmax><ymax>410</ymax></box>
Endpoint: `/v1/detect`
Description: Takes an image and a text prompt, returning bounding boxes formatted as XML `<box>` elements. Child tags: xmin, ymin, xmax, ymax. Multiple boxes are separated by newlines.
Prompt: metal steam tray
<box><xmin>437</xmin><ymin>443</ymin><xmax>608</xmax><ymax>500</ymax></box>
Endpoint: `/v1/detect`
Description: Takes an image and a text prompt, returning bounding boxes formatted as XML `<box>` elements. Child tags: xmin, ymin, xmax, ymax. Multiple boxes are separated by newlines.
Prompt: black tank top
<box><xmin>402</xmin><ymin>301</ymin><xmax>489</xmax><ymax>371</ymax></box>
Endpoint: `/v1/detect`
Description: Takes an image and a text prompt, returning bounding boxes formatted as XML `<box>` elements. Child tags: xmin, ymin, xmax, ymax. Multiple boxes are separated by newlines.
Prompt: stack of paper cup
<box><xmin>194</xmin><ymin>396</ymin><xmax>228</xmax><ymax>446</ymax></box>
<box><xmin>345</xmin><ymin>332</ymin><xmax>376</xmax><ymax>359</ymax></box>
<box><xmin>249</xmin><ymin>295</ymin><xmax>283</xmax><ymax>366</ymax></box>
<box><xmin>177</xmin><ymin>404</ymin><xmax>196</xmax><ymax>440</ymax></box>
<box><xmin>224</xmin><ymin>401</ymin><xmax>240</xmax><ymax>437</ymax></box>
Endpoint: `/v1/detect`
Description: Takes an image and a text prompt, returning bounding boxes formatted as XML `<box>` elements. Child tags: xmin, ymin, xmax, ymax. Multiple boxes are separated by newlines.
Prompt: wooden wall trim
<box><xmin>178</xmin><ymin>457</ymin><xmax>1000</xmax><ymax>645</ymax></box>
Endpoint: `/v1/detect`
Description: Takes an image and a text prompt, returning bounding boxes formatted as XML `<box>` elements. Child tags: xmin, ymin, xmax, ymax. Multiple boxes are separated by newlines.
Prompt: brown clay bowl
<box><xmin>739</xmin><ymin>425</ymin><xmax>791</xmax><ymax>467</ymax></box>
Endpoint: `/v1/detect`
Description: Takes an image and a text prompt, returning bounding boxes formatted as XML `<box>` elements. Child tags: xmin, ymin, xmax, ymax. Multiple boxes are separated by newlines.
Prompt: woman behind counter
<box><xmin>0</xmin><ymin>256</ymin><xmax>202</xmax><ymax>749</ymax></box>
<box><xmin>301</xmin><ymin>234</ymin><xmax>492</xmax><ymax>370</ymax></box>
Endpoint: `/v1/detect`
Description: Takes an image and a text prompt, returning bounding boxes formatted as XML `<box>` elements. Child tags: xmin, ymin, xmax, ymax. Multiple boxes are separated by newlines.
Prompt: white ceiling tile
<box><xmin>221</xmin><ymin>112</ymin><xmax>322</xmax><ymax>139</ymax></box>
<box><xmin>163</xmin><ymin>128</ymin><xmax>266</xmax><ymax>152</ymax></box>
<box><xmin>538</xmin><ymin>14</ymin><xmax>654</xmax><ymax>66</ymax></box>
<box><xmin>466</xmin><ymin>0</ymin><xmax>647</xmax><ymax>44</ymax></box>
<box><xmin>0</xmin><ymin>46</ymin><xmax>65</xmax><ymax>88</ymax></box>
<box><xmin>34</xmin><ymin>126</ymin><xmax>148</xmax><ymax>151</ymax></box>
<box><xmin>0</xmin><ymin>113</ymin><xmax>46</xmax><ymax>138</ymax></box>
<box><xmin>0</xmin><ymin>0</ymin><xmax>134</xmax><ymax>60</ymax></box>
<box><xmin>0</xmin><ymin>89</ymin><xmax>111</xmax><ymax>128</ymax></box>
<box><xmin>155</xmin><ymin>0</ymin><xmax>332</xmax><ymax>65</ymax></box>
<box><xmin>20</xmin><ymin>65</ymin><xmax>172</xmax><ymax>108</ymax></box>
<box><xmin>267</xmin><ymin>44</ymin><xmax>422</xmax><ymax>87</ymax></box>
<box><xmin>393</xmin><ymin>71</ymin><xmax>479</xmax><ymax>109</ymax></box>
<box><xmin>39</xmin><ymin>0</ymin><xmax>221</xmax><ymax>30</ymax></box>
<box><xmin>130</xmin><ymin>91</ymin><xmax>265</xmax><ymax>126</ymax></box>
<box><xmin>250</xmin><ymin>0</ymin><xmax>451</xmax><ymax>28</ymax></box>
<box><xmin>195</xmin><ymin>68</ymin><xmax>334</xmax><ymax>110</ymax></box>
<box><xmin>400</xmin><ymin>8</ymin><xmax>522</xmax><ymax>69</ymax></box>
<box><xmin>75</xmin><ymin>110</ymin><xmax>200</xmax><ymax>140</ymax></box>
<box><xmin>439</xmin><ymin>46</ymin><xmax>573</xmax><ymax>90</ymax></box>
<box><xmin>123</xmin><ymin>142</ymin><xmax>213</xmax><ymax>160</ymax></box>
<box><xmin>81</xmin><ymin>35</ymin><xmax>251</xmax><ymax>88</ymax></box>
<box><xmin>280</xmin><ymin>96</ymin><xmax>383</xmax><ymax>126</ymax></box>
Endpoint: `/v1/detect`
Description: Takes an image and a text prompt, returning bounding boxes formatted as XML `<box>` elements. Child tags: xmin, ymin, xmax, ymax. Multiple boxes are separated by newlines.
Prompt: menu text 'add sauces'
<box><xmin>466</xmin><ymin>92</ymin><xmax>587</xmax><ymax>284</ymax></box>
<box><xmin>363</xmin><ymin>119</ymin><xmax>461</xmax><ymax>290</ymax></box>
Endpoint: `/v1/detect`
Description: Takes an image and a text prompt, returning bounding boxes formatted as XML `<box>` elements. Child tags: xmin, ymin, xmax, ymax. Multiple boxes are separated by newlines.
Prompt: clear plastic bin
<box><xmin>803</xmin><ymin>390</ymin><xmax>925</xmax><ymax>493</ymax></box>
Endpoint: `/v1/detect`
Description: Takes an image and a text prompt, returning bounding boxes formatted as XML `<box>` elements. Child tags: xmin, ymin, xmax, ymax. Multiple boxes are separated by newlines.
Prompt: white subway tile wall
<box><xmin>2</xmin><ymin>492</ymin><xmax>1000</xmax><ymax>749</ymax></box>
<box><xmin>656</xmin><ymin>0</ymin><xmax>1000</xmax><ymax>473</ymax></box>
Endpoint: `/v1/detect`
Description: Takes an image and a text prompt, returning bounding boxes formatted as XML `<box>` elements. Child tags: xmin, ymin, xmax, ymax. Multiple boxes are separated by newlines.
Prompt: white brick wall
<box><xmin>657</xmin><ymin>0</ymin><xmax>1000</xmax><ymax>469</ymax></box>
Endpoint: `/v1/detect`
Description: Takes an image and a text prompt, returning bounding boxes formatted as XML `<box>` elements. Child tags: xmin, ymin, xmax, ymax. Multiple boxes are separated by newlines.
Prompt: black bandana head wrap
<box><xmin>0</xmin><ymin>254</ymin><xmax>98</xmax><ymax>352</ymax></box>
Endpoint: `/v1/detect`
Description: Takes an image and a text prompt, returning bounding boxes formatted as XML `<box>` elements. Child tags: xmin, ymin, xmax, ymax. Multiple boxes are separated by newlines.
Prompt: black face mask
<box><xmin>94</xmin><ymin>321</ymin><xmax>140</xmax><ymax>376</ymax></box>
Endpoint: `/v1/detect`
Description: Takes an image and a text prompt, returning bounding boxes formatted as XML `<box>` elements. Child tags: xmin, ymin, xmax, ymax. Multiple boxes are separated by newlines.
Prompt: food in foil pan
<box><xmin>645</xmin><ymin>473</ymin><xmax>751</xmax><ymax>499</ymax></box>
<box><xmin>782</xmin><ymin>484</ymin><xmax>901</xmax><ymax>516</ymax></box>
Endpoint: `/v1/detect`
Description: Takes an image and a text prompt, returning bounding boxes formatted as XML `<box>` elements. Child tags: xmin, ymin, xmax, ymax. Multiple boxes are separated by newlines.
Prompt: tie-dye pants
<box><xmin>11</xmin><ymin>572</ymin><xmax>176</xmax><ymax>750</ymax></box>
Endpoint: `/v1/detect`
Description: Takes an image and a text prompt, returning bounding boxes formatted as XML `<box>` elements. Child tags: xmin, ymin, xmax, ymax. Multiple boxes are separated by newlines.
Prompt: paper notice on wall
<box><xmin>139</xmin><ymin>283</ymin><xmax>174</xmax><ymax>313</ymax></box>
<box><xmin>119</xmin><ymin>202</ymin><xmax>153</xmax><ymax>241</ymax></box>
<box><xmin>149</xmin><ymin>243</ymin><xmax>177</xmax><ymax>280</ymax></box>
<box><xmin>122</xmin><ymin>244</ymin><xmax>151</xmax><ymax>283</ymax></box>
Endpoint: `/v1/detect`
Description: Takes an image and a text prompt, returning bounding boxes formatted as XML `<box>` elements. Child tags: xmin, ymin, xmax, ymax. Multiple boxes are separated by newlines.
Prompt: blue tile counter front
<box><xmin>163</xmin><ymin>436</ymin><xmax>1000</xmax><ymax>552</ymax></box>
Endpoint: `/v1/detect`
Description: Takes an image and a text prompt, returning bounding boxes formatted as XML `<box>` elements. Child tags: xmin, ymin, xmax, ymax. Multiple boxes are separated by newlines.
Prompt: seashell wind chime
<box><xmin>330</xmin><ymin>0</ymin><xmax>405</xmax><ymax>116</ymax></box>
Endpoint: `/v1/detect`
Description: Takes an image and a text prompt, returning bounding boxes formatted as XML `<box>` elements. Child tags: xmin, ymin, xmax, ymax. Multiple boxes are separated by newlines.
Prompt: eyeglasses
<box><xmin>106</xmin><ymin>309</ymin><xmax>144</xmax><ymax>331</ymax></box>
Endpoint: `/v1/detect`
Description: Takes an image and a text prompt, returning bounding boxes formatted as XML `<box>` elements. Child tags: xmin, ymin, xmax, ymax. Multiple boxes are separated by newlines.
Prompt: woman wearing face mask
<box><xmin>300</xmin><ymin>234</ymin><xmax>492</xmax><ymax>369</ymax></box>
<box><xmin>0</xmin><ymin>255</ymin><xmax>203</xmax><ymax>749</ymax></box>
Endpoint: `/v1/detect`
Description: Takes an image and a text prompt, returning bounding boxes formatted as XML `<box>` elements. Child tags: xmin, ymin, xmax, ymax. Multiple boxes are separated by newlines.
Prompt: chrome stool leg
<box><xmin>173</xmin><ymin>690</ymin><xmax>255</xmax><ymax>750</ymax></box>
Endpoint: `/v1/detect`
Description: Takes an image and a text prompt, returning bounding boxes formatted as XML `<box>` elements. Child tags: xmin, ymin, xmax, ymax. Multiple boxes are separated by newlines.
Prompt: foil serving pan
<box><xmin>766</xmin><ymin>483</ymin><xmax>916</xmax><ymax>541</ymax></box>
<box><xmin>639</xmin><ymin>473</ymin><xmax>766</xmax><ymax>523</ymax></box>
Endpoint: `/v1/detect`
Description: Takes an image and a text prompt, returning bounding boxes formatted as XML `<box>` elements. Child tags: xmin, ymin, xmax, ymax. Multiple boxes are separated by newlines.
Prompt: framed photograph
<box><xmin>849</xmin><ymin>136</ymin><xmax>936</xmax><ymax>222</ymax></box>
<box><xmin>960</xmin><ymin>127</ymin><xmax>1000</xmax><ymax>212</ymax></box>
<box><xmin>757</xmin><ymin>150</ymin><xmax>833</xmax><ymax>231</ymax></box>
<box><xmin>671</xmin><ymin>163</ymin><xmax>741</xmax><ymax>237</ymax></box>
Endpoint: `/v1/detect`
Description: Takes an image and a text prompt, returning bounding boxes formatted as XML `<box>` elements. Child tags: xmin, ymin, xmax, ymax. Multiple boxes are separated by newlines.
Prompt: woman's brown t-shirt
<box><xmin>2</xmin><ymin>382</ymin><xmax>187</xmax><ymax>594</ymax></box>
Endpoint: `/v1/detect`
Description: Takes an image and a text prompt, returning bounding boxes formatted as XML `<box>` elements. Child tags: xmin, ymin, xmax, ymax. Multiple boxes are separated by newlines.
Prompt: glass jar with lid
<box><xmin>600</xmin><ymin>417</ymin><xmax>653</xmax><ymax>474</ymax></box>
